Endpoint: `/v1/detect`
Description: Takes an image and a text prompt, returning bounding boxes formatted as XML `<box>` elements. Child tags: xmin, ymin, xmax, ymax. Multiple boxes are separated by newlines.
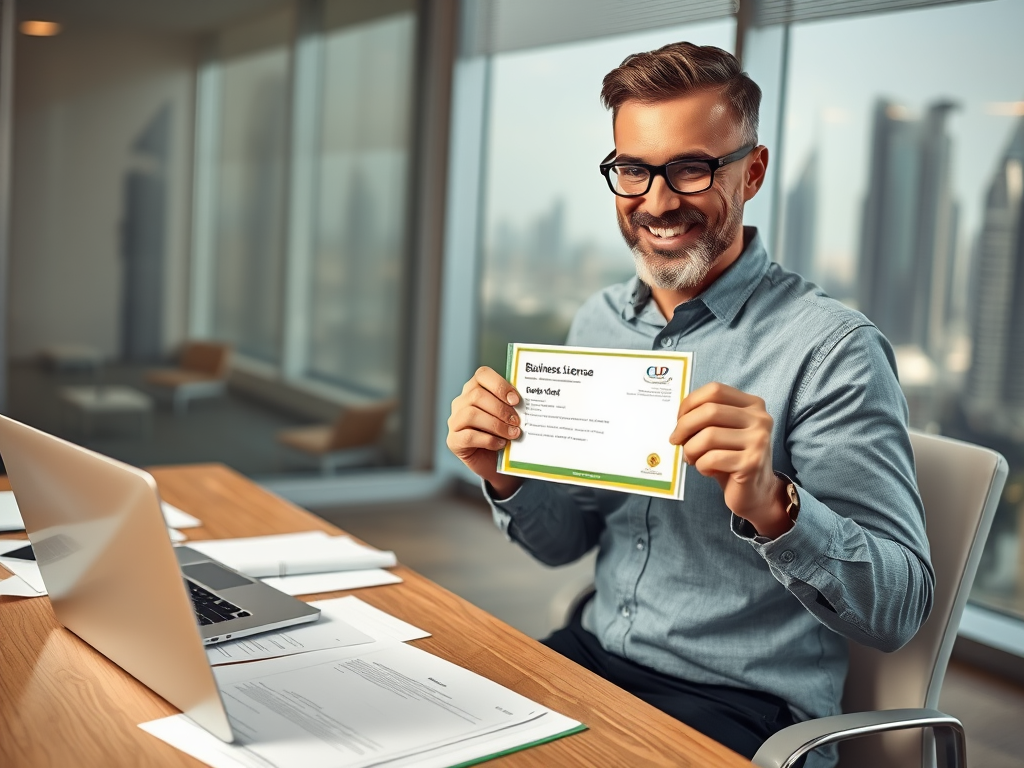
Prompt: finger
<box><xmin>678</xmin><ymin>382</ymin><xmax>762</xmax><ymax>419</ymax></box>
<box><xmin>680</xmin><ymin>426</ymin><xmax>750</xmax><ymax>465</ymax></box>
<box><xmin>449</xmin><ymin>405</ymin><xmax>522</xmax><ymax>441</ymax></box>
<box><xmin>466</xmin><ymin>386</ymin><xmax>521</xmax><ymax>427</ymax></box>
<box><xmin>473</xmin><ymin>366</ymin><xmax>520</xmax><ymax>405</ymax></box>
<box><xmin>692</xmin><ymin>448</ymin><xmax>746</xmax><ymax>477</ymax></box>
<box><xmin>670</xmin><ymin>402</ymin><xmax>751</xmax><ymax>445</ymax></box>
<box><xmin>447</xmin><ymin>427</ymin><xmax>508</xmax><ymax>455</ymax></box>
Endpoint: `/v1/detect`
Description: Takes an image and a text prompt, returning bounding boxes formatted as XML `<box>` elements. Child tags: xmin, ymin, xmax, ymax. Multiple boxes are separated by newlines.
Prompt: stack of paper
<box><xmin>188</xmin><ymin>531</ymin><xmax>401</xmax><ymax>596</ymax></box>
<box><xmin>142</xmin><ymin>599</ymin><xmax>584</xmax><ymax>768</ymax></box>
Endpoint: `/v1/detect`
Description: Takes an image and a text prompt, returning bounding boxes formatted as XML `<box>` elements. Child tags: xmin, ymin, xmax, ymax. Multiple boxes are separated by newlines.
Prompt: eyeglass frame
<box><xmin>599</xmin><ymin>144</ymin><xmax>756</xmax><ymax>197</ymax></box>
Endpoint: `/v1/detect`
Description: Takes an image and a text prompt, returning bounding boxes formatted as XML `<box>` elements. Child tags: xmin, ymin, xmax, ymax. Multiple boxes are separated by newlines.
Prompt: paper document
<box><xmin>0</xmin><ymin>492</ymin><xmax>22</xmax><ymax>532</ymax></box>
<box><xmin>188</xmin><ymin>531</ymin><xmax>397</xmax><ymax>578</ymax></box>
<box><xmin>0</xmin><ymin>538</ymin><xmax>46</xmax><ymax>593</ymax></box>
<box><xmin>162</xmin><ymin>502</ymin><xmax>202</xmax><ymax>529</ymax></box>
<box><xmin>499</xmin><ymin>343</ymin><xmax>693</xmax><ymax>498</ymax></box>
<box><xmin>144</xmin><ymin>641</ymin><xmax>581</xmax><ymax>768</ymax></box>
<box><xmin>207</xmin><ymin>597</ymin><xmax>377</xmax><ymax>665</ymax></box>
<box><xmin>0</xmin><ymin>573</ymin><xmax>43</xmax><ymax>598</ymax></box>
<box><xmin>261</xmin><ymin>568</ymin><xmax>401</xmax><ymax>596</ymax></box>
<box><xmin>141</xmin><ymin>709</ymin><xmax>583</xmax><ymax>768</ymax></box>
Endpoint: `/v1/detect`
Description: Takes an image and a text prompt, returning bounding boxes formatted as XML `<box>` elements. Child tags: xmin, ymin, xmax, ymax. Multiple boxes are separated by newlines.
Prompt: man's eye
<box><xmin>671</xmin><ymin>163</ymin><xmax>708</xmax><ymax>181</ymax></box>
<box><xmin>616</xmin><ymin>165</ymin><xmax>648</xmax><ymax>180</ymax></box>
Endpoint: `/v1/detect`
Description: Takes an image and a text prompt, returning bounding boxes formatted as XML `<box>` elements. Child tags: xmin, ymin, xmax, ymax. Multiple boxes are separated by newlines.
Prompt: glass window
<box><xmin>778</xmin><ymin>0</ymin><xmax>1024</xmax><ymax>621</ymax></box>
<box><xmin>307</xmin><ymin>0</ymin><xmax>417</xmax><ymax>396</ymax></box>
<box><xmin>211</xmin><ymin>9</ymin><xmax>293</xmax><ymax>364</ymax></box>
<box><xmin>477</xmin><ymin>20</ymin><xmax>736</xmax><ymax>373</ymax></box>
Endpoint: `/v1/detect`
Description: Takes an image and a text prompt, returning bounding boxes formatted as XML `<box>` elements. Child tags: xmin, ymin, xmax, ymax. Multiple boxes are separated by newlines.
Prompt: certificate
<box><xmin>498</xmin><ymin>343</ymin><xmax>693</xmax><ymax>498</ymax></box>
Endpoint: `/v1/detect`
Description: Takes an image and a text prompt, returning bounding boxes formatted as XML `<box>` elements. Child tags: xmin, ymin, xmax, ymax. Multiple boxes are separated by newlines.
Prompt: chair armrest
<box><xmin>752</xmin><ymin>708</ymin><xmax>965</xmax><ymax>768</ymax></box>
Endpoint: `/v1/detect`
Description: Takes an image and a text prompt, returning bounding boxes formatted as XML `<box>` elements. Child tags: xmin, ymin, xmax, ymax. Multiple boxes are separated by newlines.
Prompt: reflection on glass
<box><xmin>477</xmin><ymin>21</ymin><xmax>736</xmax><ymax>374</ymax></box>
<box><xmin>779</xmin><ymin>0</ymin><xmax>1024</xmax><ymax>621</ymax></box>
<box><xmin>307</xmin><ymin>1</ymin><xmax>416</xmax><ymax>396</ymax></box>
<box><xmin>212</xmin><ymin>9</ymin><xmax>292</xmax><ymax>364</ymax></box>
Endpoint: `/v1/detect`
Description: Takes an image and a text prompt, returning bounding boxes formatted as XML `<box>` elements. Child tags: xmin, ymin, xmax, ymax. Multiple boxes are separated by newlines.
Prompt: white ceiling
<box><xmin>17</xmin><ymin>0</ymin><xmax>291</xmax><ymax>35</ymax></box>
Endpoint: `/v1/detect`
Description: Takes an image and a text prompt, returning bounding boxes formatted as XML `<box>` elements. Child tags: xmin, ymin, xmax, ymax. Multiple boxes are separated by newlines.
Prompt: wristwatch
<box><xmin>775</xmin><ymin>471</ymin><xmax>800</xmax><ymax>523</ymax></box>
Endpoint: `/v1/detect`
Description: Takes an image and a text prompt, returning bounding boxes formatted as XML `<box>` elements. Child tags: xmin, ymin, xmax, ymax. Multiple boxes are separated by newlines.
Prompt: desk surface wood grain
<box><xmin>0</xmin><ymin>464</ymin><xmax>750</xmax><ymax>768</ymax></box>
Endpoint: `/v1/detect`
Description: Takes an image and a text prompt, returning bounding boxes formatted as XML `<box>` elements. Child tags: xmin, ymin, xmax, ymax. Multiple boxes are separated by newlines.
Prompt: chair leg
<box><xmin>320</xmin><ymin>456</ymin><xmax>335</xmax><ymax>476</ymax></box>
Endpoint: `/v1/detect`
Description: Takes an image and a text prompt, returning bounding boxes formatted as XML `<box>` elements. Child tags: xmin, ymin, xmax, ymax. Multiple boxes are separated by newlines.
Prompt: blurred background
<box><xmin>1</xmin><ymin>2</ymin><xmax>1023</xmax><ymax>759</ymax></box>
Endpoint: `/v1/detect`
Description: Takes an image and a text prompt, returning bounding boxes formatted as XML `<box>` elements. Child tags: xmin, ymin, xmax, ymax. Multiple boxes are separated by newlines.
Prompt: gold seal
<box><xmin>646</xmin><ymin>453</ymin><xmax>661</xmax><ymax>468</ymax></box>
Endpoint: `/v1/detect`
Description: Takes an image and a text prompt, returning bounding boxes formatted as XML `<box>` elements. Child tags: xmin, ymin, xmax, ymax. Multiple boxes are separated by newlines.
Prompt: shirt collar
<box><xmin>623</xmin><ymin>226</ymin><xmax>770</xmax><ymax>326</ymax></box>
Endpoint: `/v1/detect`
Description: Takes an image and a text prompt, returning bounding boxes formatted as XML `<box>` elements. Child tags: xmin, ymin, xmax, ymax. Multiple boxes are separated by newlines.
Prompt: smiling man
<box><xmin>446</xmin><ymin>43</ymin><xmax>933</xmax><ymax>767</ymax></box>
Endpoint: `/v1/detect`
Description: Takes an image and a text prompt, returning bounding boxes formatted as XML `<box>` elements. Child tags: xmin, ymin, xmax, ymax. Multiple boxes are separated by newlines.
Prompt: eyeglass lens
<box><xmin>609</xmin><ymin>161</ymin><xmax>712</xmax><ymax>195</ymax></box>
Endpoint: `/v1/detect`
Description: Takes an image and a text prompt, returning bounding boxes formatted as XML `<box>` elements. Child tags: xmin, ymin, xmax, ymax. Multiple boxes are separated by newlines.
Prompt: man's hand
<box><xmin>670</xmin><ymin>382</ymin><xmax>792</xmax><ymax>538</ymax></box>
<box><xmin>446</xmin><ymin>366</ymin><xmax>524</xmax><ymax>499</ymax></box>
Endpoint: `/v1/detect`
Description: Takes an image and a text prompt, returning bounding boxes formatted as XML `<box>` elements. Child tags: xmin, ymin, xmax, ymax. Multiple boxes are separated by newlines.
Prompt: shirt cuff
<box><xmin>731</xmin><ymin>483</ymin><xmax>836</xmax><ymax>582</ymax></box>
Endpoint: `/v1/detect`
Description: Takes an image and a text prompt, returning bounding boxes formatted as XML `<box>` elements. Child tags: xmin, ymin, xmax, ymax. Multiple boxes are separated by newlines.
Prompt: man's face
<box><xmin>612</xmin><ymin>89</ymin><xmax>752</xmax><ymax>291</ymax></box>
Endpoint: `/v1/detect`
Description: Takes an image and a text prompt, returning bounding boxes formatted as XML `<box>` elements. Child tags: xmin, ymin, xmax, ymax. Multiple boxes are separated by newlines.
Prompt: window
<box><xmin>307</xmin><ymin>0</ymin><xmax>417</xmax><ymax>396</ymax></box>
<box><xmin>777</xmin><ymin>0</ymin><xmax>1024</xmax><ymax>621</ymax></box>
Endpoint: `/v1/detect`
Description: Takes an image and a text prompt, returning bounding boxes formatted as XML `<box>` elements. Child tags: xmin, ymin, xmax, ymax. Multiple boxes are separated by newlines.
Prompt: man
<box><xmin>446</xmin><ymin>42</ymin><xmax>932</xmax><ymax>767</ymax></box>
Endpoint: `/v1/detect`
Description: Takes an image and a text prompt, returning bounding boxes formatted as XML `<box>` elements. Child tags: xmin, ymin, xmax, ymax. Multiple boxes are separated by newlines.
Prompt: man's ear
<box><xmin>743</xmin><ymin>145</ymin><xmax>770</xmax><ymax>202</ymax></box>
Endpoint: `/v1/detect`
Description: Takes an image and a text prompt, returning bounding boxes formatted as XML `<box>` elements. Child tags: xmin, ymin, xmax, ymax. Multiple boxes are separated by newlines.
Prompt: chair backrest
<box><xmin>838</xmin><ymin>430</ymin><xmax>1006</xmax><ymax>767</ymax></box>
<box><xmin>180</xmin><ymin>342</ymin><xmax>231</xmax><ymax>378</ymax></box>
<box><xmin>328</xmin><ymin>400</ymin><xmax>397</xmax><ymax>451</ymax></box>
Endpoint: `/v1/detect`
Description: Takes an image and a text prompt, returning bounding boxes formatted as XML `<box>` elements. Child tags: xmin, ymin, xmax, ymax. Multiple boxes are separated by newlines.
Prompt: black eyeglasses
<box><xmin>599</xmin><ymin>144</ymin><xmax>755</xmax><ymax>197</ymax></box>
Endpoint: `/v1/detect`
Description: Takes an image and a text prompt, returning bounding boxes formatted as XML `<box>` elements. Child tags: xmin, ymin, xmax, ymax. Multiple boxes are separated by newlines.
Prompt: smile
<box><xmin>645</xmin><ymin>224</ymin><xmax>693</xmax><ymax>239</ymax></box>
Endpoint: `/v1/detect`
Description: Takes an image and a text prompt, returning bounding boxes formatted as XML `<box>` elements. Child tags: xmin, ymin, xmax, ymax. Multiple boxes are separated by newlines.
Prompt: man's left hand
<box><xmin>670</xmin><ymin>382</ymin><xmax>793</xmax><ymax>539</ymax></box>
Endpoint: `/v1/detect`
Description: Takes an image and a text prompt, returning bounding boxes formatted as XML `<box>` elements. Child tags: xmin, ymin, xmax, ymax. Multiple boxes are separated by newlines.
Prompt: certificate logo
<box><xmin>643</xmin><ymin>365</ymin><xmax>672</xmax><ymax>385</ymax></box>
<box><xmin>646</xmin><ymin>453</ymin><xmax>661</xmax><ymax>468</ymax></box>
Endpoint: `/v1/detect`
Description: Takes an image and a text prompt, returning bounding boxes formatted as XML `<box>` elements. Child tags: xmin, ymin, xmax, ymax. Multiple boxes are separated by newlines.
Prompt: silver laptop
<box><xmin>0</xmin><ymin>414</ymin><xmax>321</xmax><ymax>741</ymax></box>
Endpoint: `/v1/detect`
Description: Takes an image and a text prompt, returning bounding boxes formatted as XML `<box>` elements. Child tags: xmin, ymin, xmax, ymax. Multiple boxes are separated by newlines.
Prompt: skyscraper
<box><xmin>857</xmin><ymin>99</ymin><xmax>959</xmax><ymax>351</ymax></box>
<box><xmin>967</xmin><ymin>116</ymin><xmax>1024</xmax><ymax>422</ymax></box>
<box><xmin>782</xmin><ymin>149</ymin><xmax>817</xmax><ymax>280</ymax></box>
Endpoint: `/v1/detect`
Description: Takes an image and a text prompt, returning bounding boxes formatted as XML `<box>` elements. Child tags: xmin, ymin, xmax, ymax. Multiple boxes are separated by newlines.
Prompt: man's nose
<box><xmin>641</xmin><ymin>174</ymin><xmax>682</xmax><ymax>216</ymax></box>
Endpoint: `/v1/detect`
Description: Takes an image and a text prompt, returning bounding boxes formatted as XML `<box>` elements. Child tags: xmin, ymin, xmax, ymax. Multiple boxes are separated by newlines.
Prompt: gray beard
<box><xmin>627</xmin><ymin>195</ymin><xmax>744</xmax><ymax>291</ymax></box>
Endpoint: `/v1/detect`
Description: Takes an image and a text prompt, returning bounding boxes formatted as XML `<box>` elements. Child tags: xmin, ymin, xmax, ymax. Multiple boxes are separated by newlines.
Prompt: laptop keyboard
<box><xmin>187</xmin><ymin>580</ymin><xmax>252</xmax><ymax>626</ymax></box>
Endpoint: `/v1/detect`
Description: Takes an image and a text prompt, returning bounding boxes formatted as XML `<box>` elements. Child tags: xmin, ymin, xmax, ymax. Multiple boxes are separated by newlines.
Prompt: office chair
<box><xmin>276</xmin><ymin>399</ymin><xmax>396</xmax><ymax>475</ymax></box>
<box><xmin>144</xmin><ymin>341</ymin><xmax>232</xmax><ymax>415</ymax></box>
<box><xmin>753</xmin><ymin>431</ymin><xmax>1007</xmax><ymax>768</ymax></box>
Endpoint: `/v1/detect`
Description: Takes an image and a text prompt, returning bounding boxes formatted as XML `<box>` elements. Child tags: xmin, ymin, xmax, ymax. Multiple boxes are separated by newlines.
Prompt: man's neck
<box><xmin>648</xmin><ymin>227</ymin><xmax>750</xmax><ymax>321</ymax></box>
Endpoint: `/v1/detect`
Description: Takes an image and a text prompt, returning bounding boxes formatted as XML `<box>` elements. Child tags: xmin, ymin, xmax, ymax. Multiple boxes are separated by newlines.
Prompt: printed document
<box><xmin>499</xmin><ymin>343</ymin><xmax>693</xmax><ymax>498</ymax></box>
<box><xmin>188</xmin><ymin>531</ymin><xmax>396</xmax><ymax>578</ymax></box>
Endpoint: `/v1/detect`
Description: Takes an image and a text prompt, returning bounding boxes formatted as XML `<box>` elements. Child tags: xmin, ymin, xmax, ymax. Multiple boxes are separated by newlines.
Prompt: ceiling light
<box><xmin>19</xmin><ymin>20</ymin><xmax>62</xmax><ymax>37</ymax></box>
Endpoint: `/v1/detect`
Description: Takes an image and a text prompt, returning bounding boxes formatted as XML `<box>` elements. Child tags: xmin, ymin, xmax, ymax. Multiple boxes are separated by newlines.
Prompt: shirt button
<box><xmin>781</xmin><ymin>550</ymin><xmax>795</xmax><ymax>563</ymax></box>
<box><xmin>621</xmin><ymin>605</ymin><xmax>631</xmax><ymax>618</ymax></box>
<box><xmin>636</xmin><ymin>539</ymin><xmax>645</xmax><ymax>551</ymax></box>
<box><xmin>660</xmin><ymin>336</ymin><xmax>673</xmax><ymax>348</ymax></box>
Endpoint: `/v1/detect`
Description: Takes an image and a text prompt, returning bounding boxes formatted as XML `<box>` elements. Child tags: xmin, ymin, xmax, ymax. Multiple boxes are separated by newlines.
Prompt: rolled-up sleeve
<box><xmin>733</xmin><ymin>324</ymin><xmax>934</xmax><ymax>652</ymax></box>
<box><xmin>484</xmin><ymin>479</ymin><xmax>605</xmax><ymax>567</ymax></box>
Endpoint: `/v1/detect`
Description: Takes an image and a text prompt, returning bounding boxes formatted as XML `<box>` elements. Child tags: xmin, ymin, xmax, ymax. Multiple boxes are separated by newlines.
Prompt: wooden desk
<box><xmin>0</xmin><ymin>464</ymin><xmax>749</xmax><ymax>768</ymax></box>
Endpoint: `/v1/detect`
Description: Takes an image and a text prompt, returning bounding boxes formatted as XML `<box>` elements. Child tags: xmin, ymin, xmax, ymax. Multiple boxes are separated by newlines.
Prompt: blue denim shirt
<box><xmin>487</xmin><ymin>228</ymin><xmax>933</xmax><ymax>768</ymax></box>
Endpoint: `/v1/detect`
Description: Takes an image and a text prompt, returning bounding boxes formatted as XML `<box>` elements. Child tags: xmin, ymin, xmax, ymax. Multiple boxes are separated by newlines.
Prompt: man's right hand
<box><xmin>446</xmin><ymin>366</ymin><xmax>524</xmax><ymax>499</ymax></box>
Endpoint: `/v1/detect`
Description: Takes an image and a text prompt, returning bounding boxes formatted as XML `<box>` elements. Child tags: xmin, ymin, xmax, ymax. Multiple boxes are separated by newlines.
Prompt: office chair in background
<box><xmin>276</xmin><ymin>399</ymin><xmax>396</xmax><ymax>475</ymax></box>
<box><xmin>144</xmin><ymin>341</ymin><xmax>232</xmax><ymax>415</ymax></box>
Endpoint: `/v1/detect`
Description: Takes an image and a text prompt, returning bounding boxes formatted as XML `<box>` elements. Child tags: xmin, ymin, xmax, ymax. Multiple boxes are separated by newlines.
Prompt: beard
<box><xmin>618</xmin><ymin>194</ymin><xmax>744</xmax><ymax>291</ymax></box>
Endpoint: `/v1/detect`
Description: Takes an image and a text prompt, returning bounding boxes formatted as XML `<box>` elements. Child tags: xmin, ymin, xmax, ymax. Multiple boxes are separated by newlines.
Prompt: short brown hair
<box><xmin>601</xmin><ymin>42</ymin><xmax>761</xmax><ymax>145</ymax></box>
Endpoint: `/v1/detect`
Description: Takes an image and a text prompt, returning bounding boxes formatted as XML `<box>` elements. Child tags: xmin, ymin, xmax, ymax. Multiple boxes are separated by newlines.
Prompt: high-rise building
<box><xmin>782</xmin><ymin>149</ymin><xmax>817</xmax><ymax>280</ymax></box>
<box><xmin>857</xmin><ymin>99</ymin><xmax>959</xmax><ymax>351</ymax></box>
<box><xmin>967</xmin><ymin>117</ymin><xmax>1024</xmax><ymax>421</ymax></box>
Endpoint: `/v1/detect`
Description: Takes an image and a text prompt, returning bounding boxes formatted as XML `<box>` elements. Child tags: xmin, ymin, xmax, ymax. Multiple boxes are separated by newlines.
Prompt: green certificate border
<box><xmin>498</xmin><ymin>344</ymin><xmax>691</xmax><ymax>497</ymax></box>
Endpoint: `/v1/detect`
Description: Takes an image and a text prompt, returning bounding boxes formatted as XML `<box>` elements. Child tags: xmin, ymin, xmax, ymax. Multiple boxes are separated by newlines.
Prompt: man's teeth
<box><xmin>647</xmin><ymin>225</ymin><xmax>688</xmax><ymax>238</ymax></box>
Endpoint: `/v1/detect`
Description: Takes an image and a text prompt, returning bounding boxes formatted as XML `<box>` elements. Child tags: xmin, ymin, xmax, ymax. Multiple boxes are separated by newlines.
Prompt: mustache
<box><xmin>630</xmin><ymin>208</ymin><xmax>706</xmax><ymax>230</ymax></box>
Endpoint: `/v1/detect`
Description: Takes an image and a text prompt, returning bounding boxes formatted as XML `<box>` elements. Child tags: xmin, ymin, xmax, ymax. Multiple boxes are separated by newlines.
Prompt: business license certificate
<box><xmin>498</xmin><ymin>343</ymin><xmax>693</xmax><ymax>498</ymax></box>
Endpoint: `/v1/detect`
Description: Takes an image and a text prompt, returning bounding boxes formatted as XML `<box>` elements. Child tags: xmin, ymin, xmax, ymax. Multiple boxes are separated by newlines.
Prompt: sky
<box><xmin>481</xmin><ymin>0</ymin><xmax>1024</xmax><ymax>277</ymax></box>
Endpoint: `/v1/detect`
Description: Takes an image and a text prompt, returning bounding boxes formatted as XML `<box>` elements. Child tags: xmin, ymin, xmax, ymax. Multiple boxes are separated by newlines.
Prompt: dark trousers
<box><xmin>541</xmin><ymin>608</ymin><xmax>802</xmax><ymax>762</ymax></box>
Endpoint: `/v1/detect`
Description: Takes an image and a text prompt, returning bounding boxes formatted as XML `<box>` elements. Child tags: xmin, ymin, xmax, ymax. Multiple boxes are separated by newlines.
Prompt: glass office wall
<box><xmin>775</xmin><ymin>0</ymin><xmax>1024</xmax><ymax>621</ymax></box>
<box><xmin>307</xmin><ymin>0</ymin><xmax>417</xmax><ymax>396</ymax></box>
<box><xmin>211</xmin><ymin>8</ymin><xmax>293</xmax><ymax>365</ymax></box>
<box><xmin>476</xmin><ymin>19</ymin><xmax>736</xmax><ymax>373</ymax></box>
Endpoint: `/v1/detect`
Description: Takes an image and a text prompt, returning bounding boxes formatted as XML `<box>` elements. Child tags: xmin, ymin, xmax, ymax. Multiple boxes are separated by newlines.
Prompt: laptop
<box><xmin>0</xmin><ymin>414</ymin><xmax>321</xmax><ymax>741</ymax></box>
